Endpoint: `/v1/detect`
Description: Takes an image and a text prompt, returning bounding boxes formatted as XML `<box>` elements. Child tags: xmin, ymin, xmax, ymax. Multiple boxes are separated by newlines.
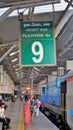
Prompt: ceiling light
<box><xmin>15</xmin><ymin>68</ymin><xmax>20</xmax><ymax>71</ymax></box>
<box><xmin>33</xmin><ymin>67</ymin><xmax>40</xmax><ymax>71</ymax></box>
<box><xmin>10</xmin><ymin>52</ymin><xmax>16</xmax><ymax>56</ymax></box>
<box><xmin>10</xmin><ymin>50</ymin><xmax>20</xmax><ymax>56</ymax></box>
<box><xmin>33</xmin><ymin>71</ymin><xmax>39</xmax><ymax>74</ymax></box>
<box><xmin>15</xmin><ymin>71</ymin><xmax>18</xmax><ymax>73</ymax></box>
<box><xmin>12</xmin><ymin>58</ymin><xmax>18</xmax><ymax>62</ymax></box>
<box><xmin>13</xmin><ymin>64</ymin><xmax>19</xmax><ymax>68</ymax></box>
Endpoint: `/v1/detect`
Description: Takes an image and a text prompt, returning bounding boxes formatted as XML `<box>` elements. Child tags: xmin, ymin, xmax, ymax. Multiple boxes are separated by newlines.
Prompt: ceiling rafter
<box><xmin>0</xmin><ymin>0</ymin><xmax>60</xmax><ymax>8</ymax></box>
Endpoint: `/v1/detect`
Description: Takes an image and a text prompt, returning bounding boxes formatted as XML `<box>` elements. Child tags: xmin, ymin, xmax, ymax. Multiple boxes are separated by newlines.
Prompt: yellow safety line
<box><xmin>18</xmin><ymin>105</ymin><xmax>25</xmax><ymax>130</ymax></box>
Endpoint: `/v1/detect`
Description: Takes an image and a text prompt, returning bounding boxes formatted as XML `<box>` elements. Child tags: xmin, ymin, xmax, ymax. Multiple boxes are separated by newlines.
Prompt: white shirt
<box><xmin>0</xmin><ymin>108</ymin><xmax>5</xmax><ymax>118</ymax></box>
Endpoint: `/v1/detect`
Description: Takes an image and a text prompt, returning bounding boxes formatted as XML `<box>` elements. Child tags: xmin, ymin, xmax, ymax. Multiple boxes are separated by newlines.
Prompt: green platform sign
<box><xmin>20</xmin><ymin>21</ymin><xmax>56</xmax><ymax>66</ymax></box>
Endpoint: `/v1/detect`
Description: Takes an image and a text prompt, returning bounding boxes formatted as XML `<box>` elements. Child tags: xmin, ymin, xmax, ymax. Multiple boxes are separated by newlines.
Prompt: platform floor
<box><xmin>5</xmin><ymin>101</ymin><xmax>24</xmax><ymax>130</ymax></box>
<box><xmin>5</xmin><ymin>101</ymin><xmax>60</xmax><ymax>130</ymax></box>
<box><xmin>30</xmin><ymin>111</ymin><xmax>60</xmax><ymax>130</ymax></box>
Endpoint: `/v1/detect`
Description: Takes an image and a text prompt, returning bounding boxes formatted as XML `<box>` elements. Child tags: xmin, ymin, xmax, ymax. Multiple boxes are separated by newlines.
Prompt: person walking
<box><xmin>35</xmin><ymin>98</ymin><xmax>41</xmax><ymax>117</ymax></box>
<box><xmin>24</xmin><ymin>98</ymin><xmax>31</xmax><ymax>129</ymax></box>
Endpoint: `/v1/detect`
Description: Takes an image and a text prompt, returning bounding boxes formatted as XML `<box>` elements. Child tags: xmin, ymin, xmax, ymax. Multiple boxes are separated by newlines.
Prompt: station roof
<box><xmin>0</xmin><ymin>0</ymin><xmax>73</xmax><ymax>86</ymax></box>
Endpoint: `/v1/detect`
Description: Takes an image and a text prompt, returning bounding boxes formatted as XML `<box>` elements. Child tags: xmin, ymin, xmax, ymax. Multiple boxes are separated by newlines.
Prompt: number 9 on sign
<box><xmin>31</xmin><ymin>41</ymin><xmax>44</xmax><ymax>63</ymax></box>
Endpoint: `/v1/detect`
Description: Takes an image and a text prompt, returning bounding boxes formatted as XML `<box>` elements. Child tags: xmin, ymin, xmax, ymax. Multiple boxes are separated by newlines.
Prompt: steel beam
<box><xmin>0</xmin><ymin>0</ymin><xmax>60</xmax><ymax>8</ymax></box>
<box><xmin>0</xmin><ymin>40</ymin><xmax>19</xmax><ymax>47</ymax></box>
<box><xmin>55</xmin><ymin>1</ymin><xmax>73</xmax><ymax>38</ymax></box>
<box><xmin>0</xmin><ymin>44</ymin><xmax>17</xmax><ymax>63</ymax></box>
<box><xmin>0</xmin><ymin>6</ymin><xmax>16</xmax><ymax>24</ymax></box>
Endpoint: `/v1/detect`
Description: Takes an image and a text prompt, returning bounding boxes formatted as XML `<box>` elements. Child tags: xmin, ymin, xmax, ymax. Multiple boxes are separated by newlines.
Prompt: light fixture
<box><xmin>13</xmin><ymin>64</ymin><xmax>19</xmax><ymax>68</ymax></box>
<box><xmin>33</xmin><ymin>71</ymin><xmax>39</xmax><ymax>74</ymax></box>
<box><xmin>33</xmin><ymin>67</ymin><xmax>40</xmax><ymax>71</ymax></box>
<box><xmin>15</xmin><ymin>68</ymin><xmax>20</xmax><ymax>71</ymax></box>
<box><xmin>12</xmin><ymin>58</ymin><xmax>18</xmax><ymax>62</ymax></box>
<box><xmin>10</xmin><ymin>50</ymin><xmax>20</xmax><ymax>56</ymax></box>
<box><xmin>10</xmin><ymin>52</ymin><xmax>15</xmax><ymax>56</ymax></box>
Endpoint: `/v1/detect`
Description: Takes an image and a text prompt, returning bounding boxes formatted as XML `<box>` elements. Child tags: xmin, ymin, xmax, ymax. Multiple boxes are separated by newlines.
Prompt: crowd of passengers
<box><xmin>0</xmin><ymin>94</ymin><xmax>15</xmax><ymax>130</ymax></box>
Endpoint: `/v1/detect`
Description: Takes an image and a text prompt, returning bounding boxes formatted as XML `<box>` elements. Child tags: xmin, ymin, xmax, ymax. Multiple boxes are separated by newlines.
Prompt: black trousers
<box><xmin>0</xmin><ymin>117</ymin><xmax>11</xmax><ymax>130</ymax></box>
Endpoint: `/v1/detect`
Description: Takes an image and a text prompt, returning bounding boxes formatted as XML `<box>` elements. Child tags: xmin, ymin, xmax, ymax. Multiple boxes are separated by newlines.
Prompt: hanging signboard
<box><xmin>20</xmin><ymin>21</ymin><xmax>56</xmax><ymax>66</ymax></box>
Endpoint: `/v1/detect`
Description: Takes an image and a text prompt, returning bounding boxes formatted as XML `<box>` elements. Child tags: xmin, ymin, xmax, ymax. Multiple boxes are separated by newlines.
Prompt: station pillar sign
<box><xmin>20</xmin><ymin>21</ymin><xmax>56</xmax><ymax>66</ymax></box>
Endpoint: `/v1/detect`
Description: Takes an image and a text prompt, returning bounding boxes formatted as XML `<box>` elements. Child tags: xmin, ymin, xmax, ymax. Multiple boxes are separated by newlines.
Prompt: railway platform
<box><xmin>3</xmin><ymin>101</ymin><xmax>24</xmax><ymax>130</ymax></box>
<box><xmin>2</xmin><ymin>100</ymin><xmax>60</xmax><ymax>130</ymax></box>
<box><xmin>30</xmin><ymin>111</ymin><xmax>60</xmax><ymax>130</ymax></box>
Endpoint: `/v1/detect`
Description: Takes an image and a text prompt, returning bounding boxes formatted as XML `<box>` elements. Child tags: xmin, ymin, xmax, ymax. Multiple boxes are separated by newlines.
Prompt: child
<box><xmin>34</xmin><ymin>100</ymin><xmax>41</xmax><ymax>117</ymax></box>
<box><xmin>30</xmin><ymin>104</ymin><xmax>34</xmax><ymax>117</ymax></box>
<box><xmin>34</xmin><ymin>103</ymin><xmax>37</xmax><ymax>117</ymax></box>
<box><xmin>30</xmin><ymin>98</ymin><xmax>34</xmax><ymax>117</ymax></box>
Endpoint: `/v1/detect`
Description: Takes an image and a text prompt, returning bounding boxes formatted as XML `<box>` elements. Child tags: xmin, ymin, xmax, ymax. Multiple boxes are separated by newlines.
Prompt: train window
<box><xmin>42</xmin><ymin>87</ymin><xmax>45</xmax><ymax>94</ymax></box>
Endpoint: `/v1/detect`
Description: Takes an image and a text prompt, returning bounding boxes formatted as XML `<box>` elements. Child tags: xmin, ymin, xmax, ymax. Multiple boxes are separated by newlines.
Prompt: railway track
<box><xmin>40</xmin><ymin>110</ymin><xmax>71</xmax><ymax>130</ymax></box>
